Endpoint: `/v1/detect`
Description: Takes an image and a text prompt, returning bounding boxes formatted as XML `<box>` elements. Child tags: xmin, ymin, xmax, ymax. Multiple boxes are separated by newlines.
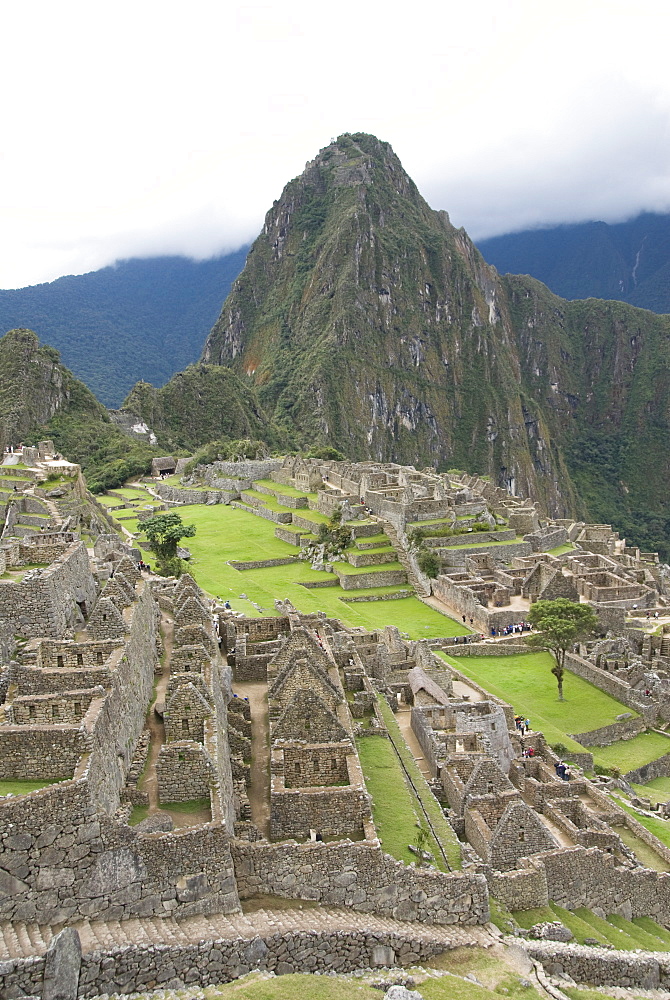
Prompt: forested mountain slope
<box><xmin>0</xmin><ymin>250</ymin><xmax>248</xmax><ymax>406</ymax></box>
<box><xmin>477</xmin><ymin>213</ymin><xmax>670</xmax><ymax>313</ymax></box>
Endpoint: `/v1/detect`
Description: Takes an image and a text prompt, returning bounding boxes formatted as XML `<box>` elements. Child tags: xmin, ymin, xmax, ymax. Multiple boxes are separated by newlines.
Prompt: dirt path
<box><xmin>395</xmin><ymin>707</ymin><xmax>432</xmax><ymax>779</ymax></box>
<box><xmin>139</xmin><ymin>615</ymin><xmax>172</xmax><ymax>812</ymax></box>
<box><xmin>233</xmin><ymin>680</ymin><xmax>270</xmax><ymax>838</ymax></box>
<box><xmin>539</xmin><ymin>811</ymin><xmax>573</xmax><ymax>848</ymax></box>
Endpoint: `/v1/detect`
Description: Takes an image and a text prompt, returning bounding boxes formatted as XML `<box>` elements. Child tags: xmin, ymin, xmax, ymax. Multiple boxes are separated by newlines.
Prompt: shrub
<box><xmin>417</xmin><ymin>547</ymin><xmax>441</xmax><ymax>579</ymax></box>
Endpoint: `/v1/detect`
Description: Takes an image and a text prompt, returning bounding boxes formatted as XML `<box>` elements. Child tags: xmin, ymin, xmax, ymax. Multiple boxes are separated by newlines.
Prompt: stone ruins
<box><xmin>3</xmin><ymin>450</ymin><xmax>670</xmax><ymax>996</ymax></box>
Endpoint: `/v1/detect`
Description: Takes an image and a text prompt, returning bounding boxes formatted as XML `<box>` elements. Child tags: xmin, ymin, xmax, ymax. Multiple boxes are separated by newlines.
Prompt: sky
<box><xmin>2</xmin><ymin>0</ymin><xmax>670</xmax><ymax>289</ymax></box>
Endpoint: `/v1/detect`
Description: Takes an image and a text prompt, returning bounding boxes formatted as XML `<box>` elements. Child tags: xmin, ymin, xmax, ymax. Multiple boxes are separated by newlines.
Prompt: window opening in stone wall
<box><xmin>57</xmin><ymin>655</ymin><xmax>64</xmax><ymax>668</ymax></box>
<box><xmin>519</xmin><ymin>830</ymin><xmax>525</xmax><ymax>842</ymax></box>
<box><xmin>52</xmin><ymin>705</ymin><xmax>60</xmax><ymax>720</ymax></box>
<box><xmin>182</xmin><ymin>719</ymin><xmax>189</xmax><ymax>733</ymax></box>
<box><xmin>76</xmin><ymin>653</ymin><xmax>83</xmax><ymax>666</ymax></box>
<box><xmin>29</xmin><ymin>704</ymin><xmax>35</xmax><ymax>718</ymax></box>
<box><xmin>96</xmin><ymin>651</ymin><xmax>103</xmax><ymax>664</ymax></box>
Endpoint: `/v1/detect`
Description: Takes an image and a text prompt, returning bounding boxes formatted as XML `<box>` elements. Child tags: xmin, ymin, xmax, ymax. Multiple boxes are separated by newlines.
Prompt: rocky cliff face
<box><xmin>201</xmin><ymin>135</ymin><xmax>576</xmax><ymax>515</ymax></box>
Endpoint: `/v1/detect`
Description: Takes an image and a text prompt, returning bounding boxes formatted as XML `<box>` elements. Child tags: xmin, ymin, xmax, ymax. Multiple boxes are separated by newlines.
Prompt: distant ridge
<box><xmin>0</xmin><ymin>250</ymin><xmax>249</xmax><ymax>407</ymax></box>
<box><xmin>477</xmin><ymin>212</ymin><xmax>670</xmax><ymax>313</ymax></box>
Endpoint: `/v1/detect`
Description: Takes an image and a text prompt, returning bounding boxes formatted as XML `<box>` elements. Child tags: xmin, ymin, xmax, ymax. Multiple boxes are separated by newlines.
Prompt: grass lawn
<box><xmin>209</xmin><ymin>973</ymin><xmax>380</xmax><ymax>999</ymax></box>
<box><xmin>439</xmin><ymin>651</ymin><xmax>636</xmax><ymax>750</ymax></box>
<box><xmin>0</xmin><ymin>778</ymin><xmax>66</xmax><ymax>796</ymax></box>
<box><xmin>254</xmin><ymin>478</ymin><xmax>317</xmax><ymax>500</ymax></box>
<box><xmin>613</xmin><ymin>796</ymin><xmax>670</xmax><ymax>851</ymax></box>
<box><xmin>642</xmin><ymin>776</ymin><xmax>670</xmax><ymax>799</ymax></box>
<box><xmin>161</xmin><ymin>798</ymin><xmax>211</xmax><ymax>813</ymax></box>
<box><xmin>592</xmin><ymin>731</ymin><xmax>670</xmax><ymax>772</ymax></box>
<box><xmin>438</xmin><ymin>537</ymin><xmax>525</xmax><ymax>550</ymax></box>
<box><xmin>111</xmin><ymin>487</ymin><xmax>154</xmax><ymax>500</ymax></box>
<box><xmin>615</xmin><ymin>824</ymin><xmax>668</xmax><ymax>871</ymax></box>
<box><xmin>632</xmin><ymin>780</ymin><xmax>670</xmax><ymax>805</ymax></box>
<box><xmin>357</xmin><ymin>734</ymin><xmax>445</xmax><ymax>868</ymax></box>
<box><xmin>376</xmin><ymin>695</ymin><xmax>461</xmax><ymax>869</ymax></box>
<box><xmin>546</xmin><ymin>543</ymin><xmax>575</xmax><ymax>556</ymax></box>
<box><xmin>175</xmin><ymin>504</ymin><xmax>469</xmax><ymax>638</ymax></box>
<box><xmin>336</xmin><ymin>560</ymin><xmax>404</xmax><ymax>575</ymax></box>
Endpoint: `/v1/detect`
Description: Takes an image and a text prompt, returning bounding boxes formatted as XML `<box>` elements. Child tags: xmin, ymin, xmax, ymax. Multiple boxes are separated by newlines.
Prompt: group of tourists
<box><xmin>491</xmin><ymin>622</ymin><xmax>532</xmax><ymax>636</ymax></box>
<box><xmin>514</xmin><ymin>714</ymin><xmax>531</xmax><ymax>734</ymax></box>
<box><xmin>554</xmin><ymin>760</ymin><xmax>572</xmax><ymax>781</ymax></box>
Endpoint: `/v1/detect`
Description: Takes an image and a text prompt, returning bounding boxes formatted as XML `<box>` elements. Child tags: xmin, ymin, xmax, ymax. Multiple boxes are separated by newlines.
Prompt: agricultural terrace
<box><xmin>152</xmin><ymin>502</ymin><xmax>470</xmax><ymax>640</ymax></box>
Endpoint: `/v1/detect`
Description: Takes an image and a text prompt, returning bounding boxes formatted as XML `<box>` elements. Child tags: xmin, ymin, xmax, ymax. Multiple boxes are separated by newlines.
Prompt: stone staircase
<box><xmin>380</xmin><ymin>519</ymin><xmax>431</xmax><ymax>598</ymax></box>
<box><xmin>0</xmin><ymin>906</ymin><xmax>492</xmax><ymax>961</ymax></box>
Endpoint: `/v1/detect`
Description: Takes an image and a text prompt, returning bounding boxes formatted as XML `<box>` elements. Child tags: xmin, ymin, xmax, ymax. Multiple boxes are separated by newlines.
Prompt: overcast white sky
<box><xmin>2</xmin><ymin>0</ymin><xmax>669</xmax><ymax>289</ymax></box>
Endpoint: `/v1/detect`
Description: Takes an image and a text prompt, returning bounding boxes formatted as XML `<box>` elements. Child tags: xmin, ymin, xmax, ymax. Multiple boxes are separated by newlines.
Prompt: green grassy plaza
<box><xmin>438</xmin><ymin>650</ymin><xmax>657</xmax><ymax>759</ymax></box>
<box><xmin>150</xmin><ymin>503</ymin><xmax>470</xmax><ymax>638</ymax></box>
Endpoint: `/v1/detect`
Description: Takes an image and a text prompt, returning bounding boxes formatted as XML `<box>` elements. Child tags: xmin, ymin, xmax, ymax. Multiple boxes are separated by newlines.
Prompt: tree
<box><xmin>417</xmin><ymin>546</ymin><xmax>441</xmax><ymax>579</ymax></box>
<box><xmin>142</xmin><ymin>512</ymin><xmax>196</xmax><ymax>577</ymax></box>
<box><xmin>526</xmin><ymin>598</ymin><xmax>599</xmax><ymax>701</ymax></box>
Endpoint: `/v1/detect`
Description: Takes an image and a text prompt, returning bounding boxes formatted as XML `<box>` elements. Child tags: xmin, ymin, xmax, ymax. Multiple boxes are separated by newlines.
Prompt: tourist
<box><xmin>524</xmin><ymin>718</ymin><xmax>531</xmax><ymax>733</ymax></box>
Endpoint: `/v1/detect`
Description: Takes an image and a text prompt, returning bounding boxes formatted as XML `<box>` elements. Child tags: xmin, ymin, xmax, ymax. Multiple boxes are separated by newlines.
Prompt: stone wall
<box><xmin>211</xmin><ymin>459</ymin><xmax>282</xmax><ymax>480</ymax></box>
<box><xmin>0</xmin><ymin>768</ymin><xmax>239</xmax><ymax>925</ymax></box>
<box><xmin>541</xmin><ymin>845</ymin><xmax>670</xmax><ymax>922</ymax></box>
<box><xmin>336</xmin><ymin>568</ymin><xmax>407</xmax><ymax>590</ymax></box>
<box><xmin>440</xmin><ymin>541</ymin><xmax>532</xmax><ymax>567</ymax></box>
<box><xmin>564</xmin><ymin>652</ymin><xmax>651</xmax><ymax>719</ymax></box>
<box><xmin>156</xmin><ymin>484</ymin><xmax>230</xmax><ymax>505</ymax></box>
<box><xmin>231</xmin><ymin>839</ymin><xmax>489</xmax><ymax>925</ymax></box>
<box><xmin>0</xmin><ymin>541</ymin><xmax>97</xmax><ymax>638</ymax></box>
<box><xmin>0</xmin><ymin>726</ymin><xmax>88</xmax><ymax>780</ymax></box>
<box><xmin>571</xmin><ymin>715</ymin><xmax>645</xmax><ymax>747</ymax></box>
<box><xmin>270</xmin><ymin>784</ymin><xmax>367</xmax><ymax>839</ymax></box>
<box><xmin>233</xmin><ymin>501</ymin><xmax>292</xmax><ymax>524</ymax></box>
<box><xmin>233</xmin><ymin>654</ymin><xmax>273</xmax><ymax>682</ymax></box>
<box><xmin>524</xmin><ymin>940</ymin><xmax>670</xmax><ymax>989</ymax></box>
<box><xmin>485</xmin><ymin>865</ymin><xmax>548</xmax><ymax>911</ymax></box>
<box><xmin>156</xmin><ymin>741</ymin><xmax>215</xmax><ymax>803</ymax></box>
<box><xmin>13</xmin><ymin>664</ymin><xmax>111</xmax><ymax>695</ymax></box>
<box><xmin>624</xmin><ymin>751</ymin><xmax>670</xmax><ymax>784</ymax></box>
<box><xmin>0</xmin><ymin>928</ymin><xmax>458</xmax><ymax>998</ymax></box>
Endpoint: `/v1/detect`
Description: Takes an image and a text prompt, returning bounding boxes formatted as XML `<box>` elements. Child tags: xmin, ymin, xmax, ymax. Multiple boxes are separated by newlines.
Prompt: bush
<box><xmin>417</xmin><ymin>547</ymin><xmax>441</xmax><ymax>579</ymax></box>
<box><xmin>552</xmin><ymin>742</ymin><xmax>569</xmax><ymax>755</ymax></box>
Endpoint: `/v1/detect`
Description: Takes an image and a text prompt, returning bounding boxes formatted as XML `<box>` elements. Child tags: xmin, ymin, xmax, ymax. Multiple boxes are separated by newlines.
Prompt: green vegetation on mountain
<box><xmin>477</xmin><ymin>212</ymin><xmax>670</xmax><ymax>312</ymax></box>
<box><xmin>0</xmin><ymin>251</ymin><xmax>248</xmax><ymax>407</ymax></box>
<box><xmin>0</xmin><ymin>328</ymin><xmax>158</xmax><ymax>490</ymax></box>
<box><xmin>192</xmin><ymin>133</ymin><xmax>670</xmax><ymax>557</ymax></box>
<box><xmin>121</xmin><ymin>364</ymin><xmax>283</xmax><ymax>453</ymax></box>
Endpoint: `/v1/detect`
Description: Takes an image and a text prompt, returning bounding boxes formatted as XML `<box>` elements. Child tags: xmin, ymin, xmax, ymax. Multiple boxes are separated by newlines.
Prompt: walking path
<box><xmin>139</xmin><ymin>615</ymin><xmax>172</xmax><ymax>813</ymax></box>
<box><xmin>0</xmin><ymin>906</ymin><xmax>494</xmax><ymax>960</ymax></box>
<box><xmin>395</xmin><ymin>707</ymin><xmax>431</xmax><ymax>779</ymax></box>
<box><xmin>233</xmin><ymin>680</ymin><xmax>270</xmax><ymax>838</ymax></box>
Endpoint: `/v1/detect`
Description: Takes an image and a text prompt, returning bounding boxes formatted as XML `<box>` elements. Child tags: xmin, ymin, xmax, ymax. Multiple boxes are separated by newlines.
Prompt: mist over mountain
<box><xmin>187</xmin><ymin>133</ymin><xmax>670</xmax><ymax>556</ymax></box>
<box><xmin>477</xmin><ymin>213</ymin><xmax>670</xmax><ymax>313</ymax></box>
<box><xmin>0</xmin><ymin>250</ymin><xmax>249</xmax><ymax>407</ymax></box>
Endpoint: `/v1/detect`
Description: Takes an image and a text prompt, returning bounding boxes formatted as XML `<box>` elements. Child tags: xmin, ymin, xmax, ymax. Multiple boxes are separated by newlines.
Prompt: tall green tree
<box><xmin>526</xmin><ymin>598</ymin><xmax>599</xmax><ymax>701</ymax></box>
<box><xmin>142</xmin><ymin>512</ymin><xmax>196</xmax><ymax>577</ymax></box>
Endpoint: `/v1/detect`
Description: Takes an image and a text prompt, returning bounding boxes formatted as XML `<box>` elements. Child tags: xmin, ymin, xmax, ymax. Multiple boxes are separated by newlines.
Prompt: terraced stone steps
<box><xmin>512</xmin><ymin>902</ymin><xmax>670</xmax><ymax>952</ymax></box>
<box><xmin>0</xmin><ymin>906</ymin><xmax>492</xmax><ymax>961</ymax></box>
<box><xmin>381</xmin><ymin>520</ymin><xmax>430</xmax><ymax>598</ymax></box>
